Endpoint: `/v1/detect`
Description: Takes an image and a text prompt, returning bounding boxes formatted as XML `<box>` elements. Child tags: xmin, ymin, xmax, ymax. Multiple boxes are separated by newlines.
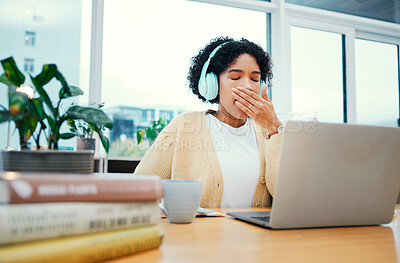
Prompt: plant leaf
<box><xmin>34</xmin><ymin>64</ymin><xmax>57</xmax><ymax>86</ymax></box>
<box><xmin>92</xmin><ymin>124</ymin><xmax>110</xmax><ymax>153</ymax></box>
<box><xmin>0</xmin><ymin>110</ymin><xmax>15</xmax><ymax>123</ymax></box>
<box><xmin>66</xmin><ymin>106</ymin><xmax>113</xmax><ymax>129</ymax></box>
<box><xmin>30</xmin><ymin>98</ymin><xmax>47</xmax><ymax>121</ymax></box>
<box><xmin>9</xmin><ymin>89</ymin><xmax>29</xmax><ymax>114</ymax></box>
<box><xmin>59</xmin><ymin>132</ymin><xmax>76</xmax><ymax>140</ymax></box>
<box><xmin>137</xmin><ymin>129</ymin><xmax>145</xmax><ymax>144</ymax></box>
<box><xmin>45</xmin><ymin>114</ymin><xmax>55</xmax><ymax>131</ymax></box>
<box><xmin>67</xmin><ymin>119</ymin><xmax>77</xmax><ymax>130</ymax></box>
<box><xmin>31</xmin><ymin>73</ymin><xmax>55</xmax><ymax>119</ymax></box>
<box><xmin>146</xmin><ymin>128</ymin><xmax>157</xmax><ymax>141</ymax></box>
<box><xmin>60</xmin><ymin>85</ymin><xmax>83</xmax><ymax>99</ymax></box>
<box><xmin>56</xmin><ymin>70</ymin><xmax>71</xmax><ymax>99</ymax></box>
<box><xmin>0</xmin><ymin>73</ymin><xmax>12</xmax><ymax>86</ymax></box>
<box><xmin>0</xmin><ymin>57</ymin><xmax>25</xmax><ymax>86</ymax></box>
<box><xmin>20</xmin><ymin>110</ymin><xmax>39</xmax><ymax>143</ymax></box>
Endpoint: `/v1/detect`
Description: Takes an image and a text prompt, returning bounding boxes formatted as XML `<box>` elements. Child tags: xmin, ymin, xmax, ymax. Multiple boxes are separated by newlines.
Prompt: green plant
<box><xmin>0</xmin><ymin>57</ymin><xmax>113</xmax><ymax>152</ymax></box>
<box><xmin>67</xmin><ymin>119</ymin><xmax>94</xmax><ymax>142</ymax></box>
<box><xmin>67</xmin><ymin>103</ymin><xmax>109</xmax><ymax>146</ymax></box>
<box><xmin>136</xmin><ymin>118</ymin><xmax>167</xmax><ymax>145</ymax></box>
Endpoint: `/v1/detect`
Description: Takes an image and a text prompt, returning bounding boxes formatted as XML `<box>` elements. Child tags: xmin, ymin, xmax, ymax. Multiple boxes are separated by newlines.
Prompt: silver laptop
<box><xmin>228</xmin><ymin>120</ymin><xmax>400</xmax><ymax>229</ymax></box>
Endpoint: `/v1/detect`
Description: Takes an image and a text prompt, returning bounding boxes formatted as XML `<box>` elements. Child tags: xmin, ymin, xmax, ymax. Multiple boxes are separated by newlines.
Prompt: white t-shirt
<box><xmin>206</xmin><ymin>113</ymin><xmax>260</xmax><ymax>208</ymax></box>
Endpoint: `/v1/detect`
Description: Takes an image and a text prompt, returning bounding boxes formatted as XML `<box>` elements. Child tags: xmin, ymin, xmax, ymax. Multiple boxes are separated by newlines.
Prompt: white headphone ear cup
<box><xmin>198</xmin><ymin>77</ymin><xmax>207</xmax><ymax>98</ymax></box>
<box><xmin>204</xmin><ymin>73</ymin><xmax>219</xmax><ymax>100</ymax></box>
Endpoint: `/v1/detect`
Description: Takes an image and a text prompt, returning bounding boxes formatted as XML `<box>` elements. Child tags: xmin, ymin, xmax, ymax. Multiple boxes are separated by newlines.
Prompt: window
<box><xmin>3</xmin><ymin>0</ymin><xmax>399</xmax><ymax>156</ymax></box>
<box><xmin>102</xmin><ymin>0</ymin><xmax>269</xmax><ymax>157</ymax></box>
<box><xmin>24</xmin><ymin>58</ymin><xmax>35</xmax><ymax>73</ymax></box>
<box><xmin>290</xmin><ymin>26</ymin><xmax>344</xmax><ymax>122</ymax></box>
<box><xmin>159</xmin><ymin>110</ymin><xmax>173</xmax><ymax>122</ymax></box>
<box><xmin>355</xmin><ymin>39</ymin><xmax>399</xmax><ymax>127</ymax></box>
<box><xmin>0</xmin><ymin>0</ymin><xmax>92</xmax><ymax>150</ymax></box>
<box><xmin>137</xmin><ymin>109</ymin><xmax>156</xmax><ymax>123</ymax></box>
<box><xmin>25</xmin><ymin>31</ymin><xmax>36</xmax><ymax>46</ymax></box>
<box><xmin>112</xmin><ymin>117</ymin><xmax>134</xmax><ymax>142</ymax></box>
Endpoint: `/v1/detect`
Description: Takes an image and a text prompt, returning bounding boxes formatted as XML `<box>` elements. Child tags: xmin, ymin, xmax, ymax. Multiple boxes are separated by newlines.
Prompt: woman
<box><xmin>134</xmin><ymin>37</ymin><xmax>283</xmax><ymax>208</ymax></box>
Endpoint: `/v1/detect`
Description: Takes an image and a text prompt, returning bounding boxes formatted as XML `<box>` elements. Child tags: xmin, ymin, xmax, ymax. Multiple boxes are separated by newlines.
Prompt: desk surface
<box><xmin>111</xmin><ymin>205</ymin><xmax>400</xmax><ymax>263</ymax></box>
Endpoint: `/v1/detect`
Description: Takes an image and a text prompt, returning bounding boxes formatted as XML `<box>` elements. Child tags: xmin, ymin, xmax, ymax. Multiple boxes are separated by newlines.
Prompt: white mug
<box><xmin>162</xmin><ymin>180</ymin><xmax>202</xmax><ymax>224</ymax></box>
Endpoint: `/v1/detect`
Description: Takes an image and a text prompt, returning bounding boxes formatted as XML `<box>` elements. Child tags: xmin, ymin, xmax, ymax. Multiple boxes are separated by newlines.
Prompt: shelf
<box><xmin>94</xmin><ymin>157</ymin><xmax>141</xmax><ymax>174</ymax></box>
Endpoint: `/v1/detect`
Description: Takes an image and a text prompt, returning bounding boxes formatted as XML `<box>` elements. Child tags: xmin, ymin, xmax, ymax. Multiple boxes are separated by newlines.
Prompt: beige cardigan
<box><xmin>134</xmin><ymin>110</ymin><xmax>282</xmax><ymax>208</ymax></box>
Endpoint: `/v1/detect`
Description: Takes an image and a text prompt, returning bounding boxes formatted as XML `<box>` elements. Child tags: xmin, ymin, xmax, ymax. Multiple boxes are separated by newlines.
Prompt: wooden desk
<box><xmin>111</xmin><ymin>205</ymin><xmax>400</xmax><ymax>263</ymax></box>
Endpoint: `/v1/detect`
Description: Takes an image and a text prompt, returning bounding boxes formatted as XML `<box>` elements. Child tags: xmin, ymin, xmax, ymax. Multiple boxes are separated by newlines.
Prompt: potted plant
<box><xmin>68</xmin><ymin>119</ymin><xmax>96</xmax><ymax>151</ymax></box>
<box><xmin>136</xmin><ymin>118</ymin><xmax>167</xmax><ymax>146</ymax></box>
<box><xmin>67</xmin><ymin>103</ymin><xmax>109</xmax><ymax>152</ymax></box>
<box><xmin>0</xmin><ymin>56</ymin><xmax>113</xmax><ymax>173</ymax></box>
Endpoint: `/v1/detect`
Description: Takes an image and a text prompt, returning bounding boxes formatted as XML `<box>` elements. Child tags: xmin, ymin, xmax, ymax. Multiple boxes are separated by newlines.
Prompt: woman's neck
<box><xmin>214</xmin><ymin>104</ymin><xmax>246</xmax><ymax>128</ymax></box>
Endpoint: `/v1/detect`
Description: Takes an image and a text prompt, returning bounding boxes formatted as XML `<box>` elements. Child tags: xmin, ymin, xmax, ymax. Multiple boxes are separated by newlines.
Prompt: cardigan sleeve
<box><xmin>133</xmin><ymin>130</ymin><xmax>175</xmax><ymax>179</ymax></box>
<box><xmin>265</xmin><ymin>132</ymin><xmax>283</xmax><ymax>197</ymax></box>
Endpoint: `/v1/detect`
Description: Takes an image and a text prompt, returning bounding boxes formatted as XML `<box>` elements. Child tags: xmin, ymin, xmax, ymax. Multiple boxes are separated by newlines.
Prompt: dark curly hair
<box><xmin>187</xmin><ymin>36</ymin><xmax>273</xmax><ymax>104</ymax></box>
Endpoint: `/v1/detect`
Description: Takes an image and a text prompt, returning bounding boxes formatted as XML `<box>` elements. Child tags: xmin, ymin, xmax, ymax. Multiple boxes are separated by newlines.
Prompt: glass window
<box><xmin>24</xmin><ymin>58</ymin><xmax>35</xmax><ymax>73</ymax></box>
<box><xmin>103</xmin><ymin>0</ymin><xmax>269</xmax><ymax>157</ymax></box>
<box><xmin>355</xmin><ymin>39</ymin><xmax>399</xmax><ymax>127</ymax></box>
<box><xmin>25</xmin><ymin>31</ymin><xmax>36</xmax><ymax>46</ymax></box>
<box><xmin>290</xmin><ymin>26</ymin><xmax>344</xmax><ymax>122</ymax></box>
<box><xmin>159</xmin><ymin>110</ymin><xmax>173</xmax><ymax>122</ymax></box>
<box><xmin>0</xmin><ymin>0</ymin><xmax>92</xmax><ymax>150</ymax></box>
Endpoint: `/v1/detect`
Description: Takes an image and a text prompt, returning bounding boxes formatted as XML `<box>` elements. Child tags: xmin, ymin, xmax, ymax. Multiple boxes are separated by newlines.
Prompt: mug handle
<box><xmin>159</xmin><ymin>200</ymin><xmax>168</xmax><ymax>217</ymax></box>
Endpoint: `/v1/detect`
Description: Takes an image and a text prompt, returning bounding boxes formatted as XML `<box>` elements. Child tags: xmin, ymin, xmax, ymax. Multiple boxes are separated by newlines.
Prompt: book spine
<box><xmin>0</xmin><ymin>202</ymin><xmax>161</xmax><ymax>245</ymax></box>
<box><xmin>0</xmin><ymin>225</ymin><xmax>164</xmax><ymax>263</ymax></box>
<box><xmin>1</xmin><ymin>175</ymin><xmax>163</xmax><ymax>203</ymax></box>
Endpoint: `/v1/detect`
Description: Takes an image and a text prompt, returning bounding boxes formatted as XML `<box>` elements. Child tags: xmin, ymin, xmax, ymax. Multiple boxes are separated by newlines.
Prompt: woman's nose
<box><xmin>242</xmin><ymin>79</ymin><xmax>253</xmax><ymax>91</ymax></box>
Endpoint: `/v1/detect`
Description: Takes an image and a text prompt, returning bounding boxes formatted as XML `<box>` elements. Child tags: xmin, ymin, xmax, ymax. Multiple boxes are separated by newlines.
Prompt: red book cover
<box><xmin>0</xmin><ymin>172</ymin><xmax>163</xmax><ymax>204</ymax></box>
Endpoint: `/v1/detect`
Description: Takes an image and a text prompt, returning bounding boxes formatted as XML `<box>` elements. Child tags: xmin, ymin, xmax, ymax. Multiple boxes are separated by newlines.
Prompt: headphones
<box><xmin>198</xmin><ymin>42</ymin><xmax>267</xmax><ymax>101</ymax></box>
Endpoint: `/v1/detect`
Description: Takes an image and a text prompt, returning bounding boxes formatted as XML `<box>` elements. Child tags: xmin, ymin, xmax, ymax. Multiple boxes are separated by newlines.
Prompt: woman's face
<box><xmin>218</xmin><ymin>53</ymin><xmax>261</xmax><ymax>119</ymax></box>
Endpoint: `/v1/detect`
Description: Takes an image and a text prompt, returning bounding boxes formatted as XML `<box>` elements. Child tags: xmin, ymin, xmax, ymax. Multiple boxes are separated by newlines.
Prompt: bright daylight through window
<box><xmin>102</xmin><ymin>0</ymin><xmax>268</xmax><ymax>157</ymax></box>
<box><xmin>355</xmin><ymin>39</ymin><xmax>399</xmax><ymax>127</ymax></box>
<box><xmin>0</xmin><ymin>0</ymin><xmax>91</xmax><ymax>150</ymax></box>
<box><xmin>290</xmin><ymin>26</ymin><xmax>344</xmax><ymax>123</ymax></box>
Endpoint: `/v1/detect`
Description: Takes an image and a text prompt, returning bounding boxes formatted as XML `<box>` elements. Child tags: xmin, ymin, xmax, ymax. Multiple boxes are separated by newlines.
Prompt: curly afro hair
<box><xmin>187</xmin><ymin>36</ymin><xmax>273</xmax><ymax>104</ymax></box>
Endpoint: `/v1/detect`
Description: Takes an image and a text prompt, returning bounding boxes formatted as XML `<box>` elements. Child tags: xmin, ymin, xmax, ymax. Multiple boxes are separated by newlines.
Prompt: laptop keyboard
<box><xmin>250</xmin><ymin>216</ymin><xmax>271</xmax><ymax>223</ymax></box>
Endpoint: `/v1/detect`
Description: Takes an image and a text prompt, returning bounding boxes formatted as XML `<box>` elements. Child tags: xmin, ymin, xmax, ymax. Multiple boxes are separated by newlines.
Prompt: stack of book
<box><xmin>0</xmin><ymin>172</ymin><xmax>164</xmax><ymax>263</ymax></box>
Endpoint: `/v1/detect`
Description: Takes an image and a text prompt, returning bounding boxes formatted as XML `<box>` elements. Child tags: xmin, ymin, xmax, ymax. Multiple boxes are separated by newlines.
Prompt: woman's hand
<box><xmin>232</xmin><ymin>85</ymin><xmax>282</xmax><ymax>136</ymax></box>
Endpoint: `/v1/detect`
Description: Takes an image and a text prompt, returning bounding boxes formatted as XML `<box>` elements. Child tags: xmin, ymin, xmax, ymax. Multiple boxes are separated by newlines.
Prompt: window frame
<box><xmin>283</xmin><ymin>2</ymin><xmax>400</xmax><ymax>124</ymax></box>
<box><xmin>353</xmin><ymin>35</ymin><xmax>400</xmax><ymax>126</ymax></box>
<box><xmin>355</xmin><ymin>31</ymin><xmax>400</xmax><ymax>126</ymax></box>
<box><xmin>285</xmin><ymin>18</ymin><xmax>355</xmax><ymax>123</ymax></box>
<box><xmin>88</xmin><ymin>0</ymin><xmax>400</xmax><ymax>126</ymax></box>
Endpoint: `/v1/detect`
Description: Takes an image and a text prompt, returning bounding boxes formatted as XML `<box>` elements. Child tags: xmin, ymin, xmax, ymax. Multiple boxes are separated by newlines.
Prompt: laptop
<box><xmin>228</xmin><ymin>120</ymin><xmax>400</xmax><ymax>229</ymax></box>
